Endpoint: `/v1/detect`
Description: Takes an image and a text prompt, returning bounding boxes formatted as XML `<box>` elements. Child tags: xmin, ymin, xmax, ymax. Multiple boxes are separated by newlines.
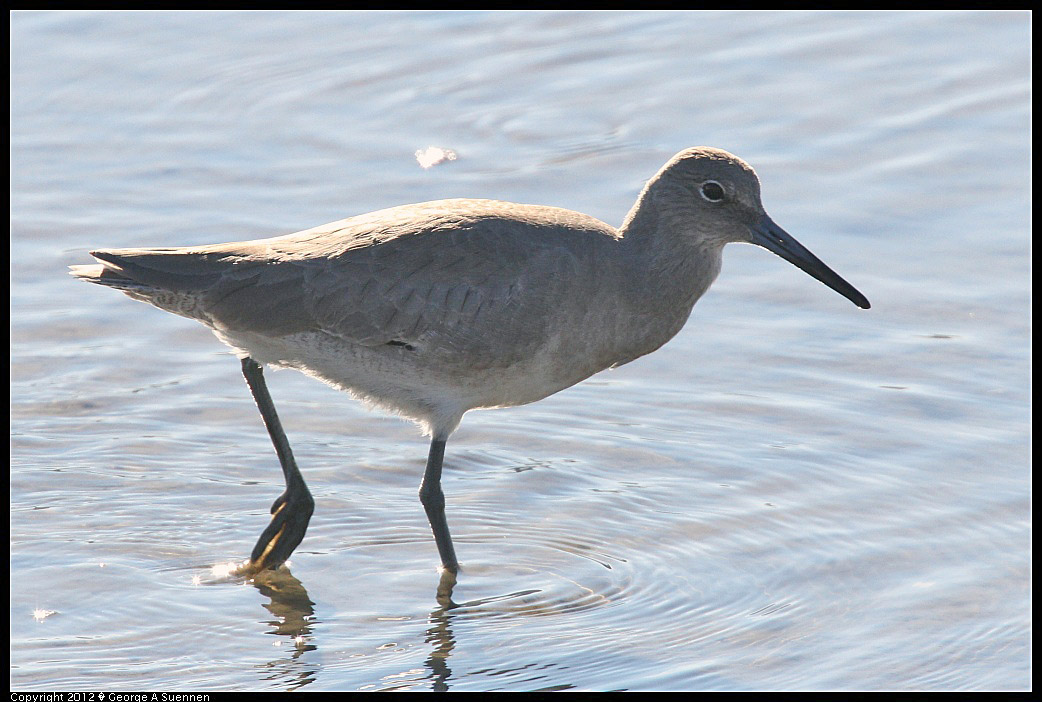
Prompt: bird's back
<box><xmin>73</xmin><ymin>198</ymin><xmax>622</xmax><ymax>343</ymax></box>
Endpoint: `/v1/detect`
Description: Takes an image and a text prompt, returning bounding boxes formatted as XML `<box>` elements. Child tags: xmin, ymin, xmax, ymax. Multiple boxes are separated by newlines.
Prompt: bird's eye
<box><xmin>700</xmin><ymin>181</ymin><xmax>725</xmax><ymax>202</ymax></box>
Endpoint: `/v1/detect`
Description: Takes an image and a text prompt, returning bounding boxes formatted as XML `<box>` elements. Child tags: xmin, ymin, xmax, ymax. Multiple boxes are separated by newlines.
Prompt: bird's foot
<box><xmin>242</xmin><ymin>486</ymin><xmax>315</xmax><ymax>573</ymax></box>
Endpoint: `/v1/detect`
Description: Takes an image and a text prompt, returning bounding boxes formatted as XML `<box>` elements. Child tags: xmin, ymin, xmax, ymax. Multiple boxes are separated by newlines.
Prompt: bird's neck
<box><xmin>609</xmin><ymin>191</ymin><xmax>724</xmax><ymax>364</ymax></box>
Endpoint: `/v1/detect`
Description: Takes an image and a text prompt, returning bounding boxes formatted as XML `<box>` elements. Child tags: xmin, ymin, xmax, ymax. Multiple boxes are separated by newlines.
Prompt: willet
<box><xmin>70</xmin><ymin>147</ymin><xmax>869</xmax><ymax>575</ymax></box>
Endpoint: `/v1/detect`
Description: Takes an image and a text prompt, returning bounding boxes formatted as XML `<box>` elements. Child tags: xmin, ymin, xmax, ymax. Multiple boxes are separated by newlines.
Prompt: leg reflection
<box><xmin>425</xmin><ymin>571</ymin><xmax>460</xmax><ymax>691</ymax></box>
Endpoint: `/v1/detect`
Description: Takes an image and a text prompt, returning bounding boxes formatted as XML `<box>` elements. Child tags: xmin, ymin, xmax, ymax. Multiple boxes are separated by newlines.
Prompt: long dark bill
<box><xmin>752</xmin><ymin>214</ymin><xmax>870</xmax><ymax>310</ymax></box>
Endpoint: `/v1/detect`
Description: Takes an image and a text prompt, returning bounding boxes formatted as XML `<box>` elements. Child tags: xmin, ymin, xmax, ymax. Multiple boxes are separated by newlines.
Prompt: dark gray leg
<box><xmin>419</xmin><ymin>437</ymin><xmax>459</xmax><ymax>573</ymax></box>
<box><xmin>241</xmin><ymin>357</ymin><xmax>314</xmax><ymax>571</ymax></box>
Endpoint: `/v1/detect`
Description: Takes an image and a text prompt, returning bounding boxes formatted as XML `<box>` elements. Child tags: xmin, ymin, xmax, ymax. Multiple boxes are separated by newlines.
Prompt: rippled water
<box><xmin>11</xmin><ymin>10</ymin><xmax>1029</xmax><ymax>692</ymax></box>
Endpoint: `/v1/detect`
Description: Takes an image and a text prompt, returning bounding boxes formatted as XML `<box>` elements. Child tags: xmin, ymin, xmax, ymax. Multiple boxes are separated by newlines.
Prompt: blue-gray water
<box><xmin>11</xmin><ymin>10</ymin><xmax>1029</xmax><ymax>692</ymax></box>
